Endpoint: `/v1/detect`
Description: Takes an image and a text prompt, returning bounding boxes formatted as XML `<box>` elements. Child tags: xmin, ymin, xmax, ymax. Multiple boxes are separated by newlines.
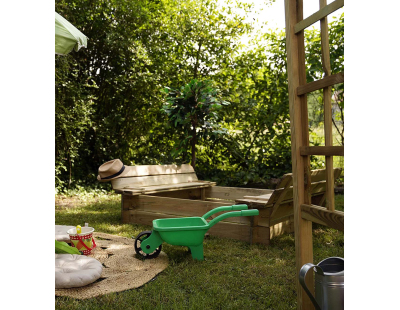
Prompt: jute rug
<box><xmin>55</xmin><ymin>232</ymin><xmax>168</xmax><ymax>299</ymax></box>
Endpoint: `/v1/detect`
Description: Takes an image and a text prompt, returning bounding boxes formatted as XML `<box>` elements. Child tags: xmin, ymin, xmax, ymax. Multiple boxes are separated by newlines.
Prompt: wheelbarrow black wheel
<box><xmin>134</xmin><ymin>231</ymin><xmax>162</xmax><ymax>259</ymax></box>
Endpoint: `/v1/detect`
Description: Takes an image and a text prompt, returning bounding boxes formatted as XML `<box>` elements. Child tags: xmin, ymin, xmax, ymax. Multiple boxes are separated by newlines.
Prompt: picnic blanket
<box><xmin>55</xmin><ymin>232</ymin><xmax>168</xmax><ymax>299</ymax></box>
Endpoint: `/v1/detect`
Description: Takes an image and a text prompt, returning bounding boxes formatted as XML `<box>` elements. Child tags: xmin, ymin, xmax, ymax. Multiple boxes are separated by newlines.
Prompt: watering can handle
<box><xmin>299</xmin><ymin>263</ymin><xmax>324</xmax><ymax>310</ymax></box>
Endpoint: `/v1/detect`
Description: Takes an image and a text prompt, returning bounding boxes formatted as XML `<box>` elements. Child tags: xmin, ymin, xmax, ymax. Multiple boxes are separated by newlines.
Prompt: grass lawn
<box><xmin>55</xmin><ymin>193</ymin><xmax>344</xmax><ymax>310</ymax></box>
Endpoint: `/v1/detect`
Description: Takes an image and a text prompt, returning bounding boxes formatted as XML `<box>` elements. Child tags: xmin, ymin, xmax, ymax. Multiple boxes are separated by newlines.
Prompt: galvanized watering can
<box><xmin>299</xmin><ymin>257</ymin><xmax>344</xmax><ymax>310</ymax></box>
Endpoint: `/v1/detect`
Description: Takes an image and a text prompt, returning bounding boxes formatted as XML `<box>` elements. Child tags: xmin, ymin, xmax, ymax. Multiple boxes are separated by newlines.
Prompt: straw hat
<box><xmin>97</xmin><ymin>159</ymin><xmax>130</xmax><ymax>182</ymax></box>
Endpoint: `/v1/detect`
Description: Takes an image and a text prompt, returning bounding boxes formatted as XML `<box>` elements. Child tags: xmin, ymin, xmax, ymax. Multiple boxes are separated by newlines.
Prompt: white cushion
<box><xmin>55</xmin><ymin>225</ymin><xmax>75</xmax><ymax>242</ymax></box>
<box><xmin>55</xmin><ymin>254</ymin><xmax>103</xmax><ymax>288</ymax></box>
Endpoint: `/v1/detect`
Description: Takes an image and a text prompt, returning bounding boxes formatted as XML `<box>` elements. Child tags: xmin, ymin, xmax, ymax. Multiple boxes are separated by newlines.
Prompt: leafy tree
<box><xmin>55</xmin><ymin>0</ymin><xmax>168</xmax><ymax>188</ymax></box>
<box><xmin>55</xmin><ymin>0</ymin><xmax>259</xmax><ymax>189</ymax></box>
<box><xmin>54</xmin><ymin>0</ymin><xmax>343</xmax><ymax>190</ymax></box>
<box><xmin>196</xmin><ymin>30</ymin><xmax>293</xmax><ymax>184</ymax></box>
<box><xmin>55</xmin><ymin>55</ymin><xmax>96</xmax><ymax>190</ymax></box>
<box><xmin>162</xmin><ymin>80</ymin><xmax>229</xmax><ymax>170</ymax></box>
<box><xmin>145</xmin><ymin>0</ymin><xmax>254</xmax><ymax>87</ymax></box>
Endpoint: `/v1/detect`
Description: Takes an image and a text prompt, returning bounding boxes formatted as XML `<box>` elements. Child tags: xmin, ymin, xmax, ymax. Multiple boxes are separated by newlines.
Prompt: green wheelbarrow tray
<box><xmin>134</xmin><ymin>204</ymin><xmax>259</xmax><ymax>261</ymax></box>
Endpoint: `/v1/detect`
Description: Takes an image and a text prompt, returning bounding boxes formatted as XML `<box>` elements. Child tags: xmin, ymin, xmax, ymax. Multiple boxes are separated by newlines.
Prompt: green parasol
<box><xmin>55</xmin><ymin>12</ymin><xmax>88</xmax><ymax>55</ymax></box>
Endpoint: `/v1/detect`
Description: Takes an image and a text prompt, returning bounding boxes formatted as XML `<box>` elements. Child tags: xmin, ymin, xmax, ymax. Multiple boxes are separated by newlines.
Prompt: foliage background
<box><xmin>55</xmin><ymin>0</ymin><xmax>344</xmax><ymax>192</ymax></box>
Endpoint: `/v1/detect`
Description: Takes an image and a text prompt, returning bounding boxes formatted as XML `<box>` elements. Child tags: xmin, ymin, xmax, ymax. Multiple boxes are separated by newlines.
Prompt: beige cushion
<box><xmin>55</xmin><ymin>254</ymin><xmax>103</xmax><ymax>288</ymax></box>
<box><xmin>55</xmin><ymin>225</ymin><xmax>75</xmax><ymax>242</ymax></box>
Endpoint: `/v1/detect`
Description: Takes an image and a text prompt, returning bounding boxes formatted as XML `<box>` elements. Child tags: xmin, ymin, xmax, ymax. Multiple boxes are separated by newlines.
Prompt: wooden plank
<box><xmin>208</xmin><ymin>221</ymin><xmax>252</xmax><ymax>243</ymax></box>
<box><xmin>122</xmin><ymin>195</ymin><xmax>138</xmax><ymax>211</ymax></box>
<box><xmin>252</xmin><ymin>215</ymin><xmax>294</xmax><ymax>244</ymax></box>
<box><xmin>242</xmin><ymin>193</ymin><xmax>272</xmax><ymax>202</ymax></box>
<box><xmin>240</xmin><ymin>181</ymin><xmax>328</xmax><ymax>208</ymax></box>
<box><xmin>139</xmin><ymin>181</ymin><xmax>213</xmax><ymax>192</ymax></box>
<box><xmin>269</xmin><ymin>203</ymin><xmax>294</xmax><ymax>225</ymax></box>
<box><xmin>119</xmin><ymin>188</ymin><xmax>215</xmax><ymax>206</ymax></box>
<box><xmin>238</xmin><ymin>168</ymin><xmax>342</xmax><ymax>207</ymax></box>
<box><xmin>234</xmin><ymin>198</ymin><xmax>272</xmax><ymax>209</ymax></box>
<box><xmin>248</xmin><ymin>201</ymin><xmax>304</xmax><ymax>228</ymax></box>
<box><xmin>255</xmin><ymin>208</ymin><xmax>272</xmax><ymax>228</ymax></box>
<box><xmin>206</xmin><ymin>198</ymin><xmax>236</xmax><ymax>204</ymax></box>
<box><xmin>270</xmin><ymin>216</ymin><xmax>294</xmax><ymax>238</ymax></box>
<box><xmin>129</xmin><ymin>195</ymin><xmax>250</xmax><ymax>225</ymax></box>
<box><xmin>115</xmin><ymin>182</ymin><xmax>214</xmax><ymax>195</ymax></box>
<box><xmin>301</xmin><ymin>204</ymin><xmax>344</xmax><ymax>231</ymax></box>
<box><xmin>114</xmin><ymin>188</ymin><xmax>142</xmax><ymax>195</ymax></box>
<box><xmin>285</xmin><ymin>0</ymin><xmax>314</xmax><ymax>308</ymax></box>
<box><xmin>267</xmin><ymin>168</ymin><xmax>341</xmax><ymax>188</ymax></box>
<box><xmin>111</xmin><ymin>172</ymin><xmax>199</xmax><ymax>189</ymax></box>
<box><xmin>123</xmin><ymin>210</ymin><xmax>179</xmax><ymax>228</ymax></box>
<box><xmin>121</xmin><ymin>209</ymin><xmax>131</xmax><ymax>224</ymax></box>
<box><xmin>333</xmin><ymin>168</ymin><xmax>342</xmax><ymax>180</ymax></box>
<box><xmin>310</xmin><ymin>168</ymin><xmax>342</xmax><ymax>183</ymax></box>
<box><xmin>294</xmin><ymin>0</ymin><xmax>344</xmax><ymax>33</ymax></box>
<box><xmin>296</xmin><ymin>72</ymin><xmax>344</xmax><ymax>96</ymax></box>
<box><xmin>201</xmin><ymin>188</ymin><xmax>206</xmax><ymax>200</ymax></box>
<box><xmin>270</xmin><ymin>180</ymin><xmax>293</xmax><ymax>217</ymax></box>
<box><xmin>141</xmin><ymin>183</ymin><xmax>214</xmax><ymax>196</ymax></box>
<box><xmin>275</xmin><ymin>174</ymin><xmax>293</xmax><ymax>189</ymax></box>
<box><xmin>205</xmin><ymin>186</ymin><xmax>273</xmax><ymax>200</ymax></box>
<box><xmin>133</xmin><ymin>195</ymin><xmax>226</xmax><ymax>216</ymax></box>
<box><xmin>251</xmin><ymin>225</ymin><xmax>270</xmax><ymax>245</ymax></box>
<box><xmin>151</xmin><ymin>188</ymin><xmax>202</xmax><ymax>200</ymax></box>
<box><xmin>300</xmin><ymin>146</ymin><xmax>344</xmax><ymax>156</ymax></box>
<box><xmin>122</xmin><ymin>164</ymin><xmax>194</xmax><ymax>177</ymax></box>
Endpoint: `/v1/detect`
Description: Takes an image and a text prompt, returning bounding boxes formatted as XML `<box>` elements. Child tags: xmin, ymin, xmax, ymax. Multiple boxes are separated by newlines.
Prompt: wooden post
<box><xmin>284</xmin><ymin>1</ymin><xmax>344</xmax><ymax>307</ymax></box>
<box><xmin>320</xmin><ymin>0</ymin><xmax>335</xmax><ymax>211</ymax></box>
<box><xmin>285</xmin><ymin>0</ymin><xmax>314</xmax><ymax>309</ymax></box>
<box><xmin>201</xmin><ymin>188</ymin><xmax>206</xmax><ymax>200</ymax></box>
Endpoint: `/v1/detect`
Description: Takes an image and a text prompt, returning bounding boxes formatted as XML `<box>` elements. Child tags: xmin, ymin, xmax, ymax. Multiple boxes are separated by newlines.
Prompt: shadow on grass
<box><xmin>55</xmin><ymin>197</ymin><xmax>152</xmax><ymax>238</ymax></box>
<box><xmin>55</xmin><ymin>194</ymin><xmax>344</xmax><ymax>310</ymax></box>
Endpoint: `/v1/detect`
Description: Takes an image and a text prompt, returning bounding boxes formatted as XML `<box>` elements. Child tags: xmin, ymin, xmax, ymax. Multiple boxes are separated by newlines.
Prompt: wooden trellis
<box><xmin>284</xmin><ymin>0</ymin><xmax>344</xmax><ymax>309</ymax></box>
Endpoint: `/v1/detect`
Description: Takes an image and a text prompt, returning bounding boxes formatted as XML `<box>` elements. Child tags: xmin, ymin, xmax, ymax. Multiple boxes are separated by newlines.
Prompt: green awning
<box><xmin>55</xmin><ymin>12</ymin><xmax>88</xmax><ymax>55</ymax></box>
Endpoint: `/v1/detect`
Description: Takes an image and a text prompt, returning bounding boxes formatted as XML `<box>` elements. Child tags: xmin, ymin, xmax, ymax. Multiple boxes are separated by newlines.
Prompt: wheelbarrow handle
<box><xmin>202</xmin><ymin>205</ymin><xmax>248</xmax><ymax>220</ymax></box>
<box><xmin>207</xmin><ymin>209</ymin><xmax>259</xmax><ymax>228</ymax></box>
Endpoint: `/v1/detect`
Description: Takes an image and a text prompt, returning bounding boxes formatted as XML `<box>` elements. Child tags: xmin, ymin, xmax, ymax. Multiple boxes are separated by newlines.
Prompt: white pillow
<box><xmin>55</xmin><ymin>254</ymin><xmax>103</xmax><ymax>288</ymax></box>
<box><xmin>55</xmin><ymin>225</ymin><xmax>75</xmax><ymax>242</ymax></box>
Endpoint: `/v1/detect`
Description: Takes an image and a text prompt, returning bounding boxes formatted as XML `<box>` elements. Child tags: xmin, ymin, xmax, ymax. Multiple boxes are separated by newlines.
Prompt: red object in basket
<box><xmin>68</xmin><ymin>230</ymin><xmax>97</xmax><ymax>255</ymax></box>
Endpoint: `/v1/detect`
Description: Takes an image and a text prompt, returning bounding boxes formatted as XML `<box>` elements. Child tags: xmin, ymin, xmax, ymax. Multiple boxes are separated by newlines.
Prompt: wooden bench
<box><xmin>235</xmin><ymin>168</ymin><xmax>342</xmax><ymax>243</ymax></box>
<box><xmin>112</xmin><ymin>164</ymin><xmax>341</xmax><ymax>245</ymax></box>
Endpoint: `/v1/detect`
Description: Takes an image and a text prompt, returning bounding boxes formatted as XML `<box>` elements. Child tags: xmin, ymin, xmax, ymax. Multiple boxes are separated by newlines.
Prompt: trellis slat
<box><xmin>294</xmin><ymin>0</ymin><xmax>344</xmax><ymax>33</ymax></box>
<box><xmin>296</xmin><ymin>72</ymin><xmax>344</xmax><ymax>96</ymax></box>
<box><xmin>301</xmin><ymin>204</ymin><xmax>344</xmax><ymax>231</ymax></box>
<box><xmin>300</xmin><ymin>146</ymin><xmax>344</xmax><ymax>156</ymax></box>
<box><xmin>320</xmin><ymin>0</ymin><xmax>335</xmax><ymax>211</ymax></box>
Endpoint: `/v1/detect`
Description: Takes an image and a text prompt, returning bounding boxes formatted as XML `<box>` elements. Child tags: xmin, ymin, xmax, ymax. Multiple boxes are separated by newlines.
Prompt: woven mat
<box><xmin>55</xmin><ymin>232</ymin><xmax>168</xmax><ymax>299</ymax></box>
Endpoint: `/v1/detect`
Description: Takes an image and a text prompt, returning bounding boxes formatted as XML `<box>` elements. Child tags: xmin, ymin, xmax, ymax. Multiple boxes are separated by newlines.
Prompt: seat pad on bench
<box><xmin>55</xmin><ymin>254</ymin><xmax>103</xmax><ymax>288</ymax></box>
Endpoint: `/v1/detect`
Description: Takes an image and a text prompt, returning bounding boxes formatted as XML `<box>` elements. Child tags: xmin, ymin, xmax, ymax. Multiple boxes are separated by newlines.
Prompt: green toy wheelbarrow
<box><xmin>134</xmin><ymin>204</ymin><xmax>259</xmax><ymax>261</ymax></box>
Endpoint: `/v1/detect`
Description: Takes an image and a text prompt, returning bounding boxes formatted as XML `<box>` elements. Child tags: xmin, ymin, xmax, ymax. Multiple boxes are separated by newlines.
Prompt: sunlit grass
<box><xmin>55</xmin><ymin>193</ymin><xmax>344</xmax><ymax>309</ymax></box>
